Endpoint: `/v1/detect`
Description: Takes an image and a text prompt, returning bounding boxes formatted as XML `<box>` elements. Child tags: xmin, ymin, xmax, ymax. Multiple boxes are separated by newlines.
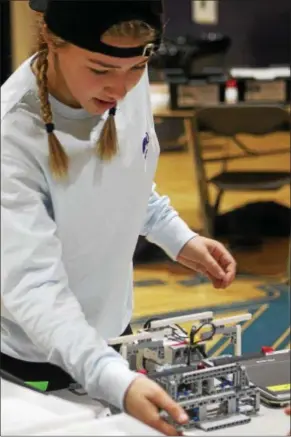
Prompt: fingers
<box><xmin>131</xmin><ymin>398</ymin><xmax>181</xmax><ymax>436</ymax></box>
<box><xmin>178</xmin><ymin>257</ymin><xmax>228</xmax><ymax>289</ymax></box>
<box><xmin>141</xmin><ymin>401</ymin><xmax>182</xmax><ymax>436</ymax></box>
<box><xmin>126</xmin><ymin>379</ymin><xmax>188</xmax><ymax>436</ymax></box>
<box><xmin>207</xmin><ymin>275</ymin><xmax>225</xmax><ymax>289</ymax></box>
<box><xmin>285</xmin><ymin>406</ymin><xmax>291</xmax><ymax>415</ymax></box>
<box><xmin>208</xmin><ymin>241</ymin><xmax>237</xmax><ymax>286</ymax></box>
<box><xmin>177</xmin><ymin>237</ymin><xmax>237</xmax><ymax>288</ymax></box>
<box><xmin>151</xmin><ymin>416</ymin><xmax>183</xmax><ymax>436</ymax></box>
<box><xmin>220</xmin><ymin>251</ymin><xmax>236</xmax><ymax>286</ymax></box>
<box><xmin>179</xmin><ymin>247</ymin><xmax>225</xmax><ymax>280</ymax></box>
<box><xmin>148</xmin><ymin>386</ymin><xmax>188</xmax><ymax>426</ymax></box>
<box><xmin>202</xmin><ymin>252</ymin><xmax>226</xmax><ymax>279</ymax></box>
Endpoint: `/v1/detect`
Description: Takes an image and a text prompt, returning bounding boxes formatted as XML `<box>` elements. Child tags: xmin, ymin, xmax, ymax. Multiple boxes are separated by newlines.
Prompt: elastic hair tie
<box><xmin>45</xmin><ymin>123</ymin><xmax>55</xmax><ymax>134</ymax></box>
<box><xmin>109</xmin><ymin>107</ymin><xmax>116</xmax><ymax>117</ymax></box>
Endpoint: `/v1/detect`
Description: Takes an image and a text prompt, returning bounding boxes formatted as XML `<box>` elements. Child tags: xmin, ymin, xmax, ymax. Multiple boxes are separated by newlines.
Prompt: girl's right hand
<box><xmin>124</xmin><ymin>376</ymin><xmax>189</xmax><ymax>436</ymax></box>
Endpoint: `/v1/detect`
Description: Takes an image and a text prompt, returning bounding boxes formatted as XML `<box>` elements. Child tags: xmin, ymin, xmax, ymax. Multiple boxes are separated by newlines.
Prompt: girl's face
<box><xmin>49</xmin><ymin>34</ymin><xmax>150</xmax><ymax>114</ymax></box>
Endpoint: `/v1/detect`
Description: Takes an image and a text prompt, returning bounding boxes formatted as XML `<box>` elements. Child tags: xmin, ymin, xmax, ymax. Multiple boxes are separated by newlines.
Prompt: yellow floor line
<box><xmin>272</xmin><ymin>327</ymin><xmax>291</xmax><ymax>350</ymax></box>
<box><xmin>212</xmin><ymin>304</ymin><xmax>269</xmax><ymax>357</ymax></box>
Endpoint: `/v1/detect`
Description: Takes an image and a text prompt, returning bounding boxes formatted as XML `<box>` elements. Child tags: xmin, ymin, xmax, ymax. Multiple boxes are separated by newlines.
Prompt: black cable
<box><xmin>144</xmin><ymin>318</ymin><xmax>187</xmax><ymax>341</ymax></box>
<box><xmin>187</xmin><ymin>322</ymin><xmax>216</xmax><ymax>365</ymax></box>
<box><xmin>143</xmin><ymin>317</ymin><xmax>160</xmax><ymax>330</ymax></box>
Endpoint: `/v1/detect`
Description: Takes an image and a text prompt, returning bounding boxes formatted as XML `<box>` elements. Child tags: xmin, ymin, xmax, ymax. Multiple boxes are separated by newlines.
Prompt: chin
<box><xmin>83</xmin><ymin>101</ymin><xmax>103</xmax><ymax>115</ymax></box>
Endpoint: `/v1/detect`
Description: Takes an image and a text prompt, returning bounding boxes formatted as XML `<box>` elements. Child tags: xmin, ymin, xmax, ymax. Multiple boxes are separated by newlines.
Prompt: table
<box><xmin>50</xmin><ymin>388</ymin><xmax>289</xmax><ymax>436</ymax></box>
<box><xmin>166</xmin><ymin>71</ymin><xmax>226</xmax><ymax>110</ymax></box>
<box><xmin>1</xmin><ymin>377</ymin><xmax>290</xmax><ymax>436</ymax></box>
<box><xmin>1</xmin><ymin>380</ymin><xmax>161</xmax><ymax>436</ymax></box>
<box><xmin>229</xmin><ymin>66</ymin><xmax>290</xmax><ymax>104</ymax></box>
<box><xmin>1</xmin><ymin>379</ymin><xmax>95</xmax><ymax>436</ymax></box>
<box><xmin>186</xmin><ymin>405</ymin><xmax>289</xmax><ymax>436</ymax></box>
<box><xmin>166</xmin><ymin>66</ymin><xmax>290</xmax><ymax>110</ymax></box>
<box><xmin>153</xmin><ymin>109</ymin><xmax>195</xmax><ymax>152</ymax></box>
<box><xmin>34</xmin><ymin>404</ymin><xmax>291</xmax><ymax>436</ymax></box>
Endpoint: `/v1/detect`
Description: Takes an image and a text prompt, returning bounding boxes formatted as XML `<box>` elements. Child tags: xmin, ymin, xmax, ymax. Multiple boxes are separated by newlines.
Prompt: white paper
<box><xmin>192</xmin><ymin>0</ymin><xmax>218</xmax><ymax>24</ymax></box>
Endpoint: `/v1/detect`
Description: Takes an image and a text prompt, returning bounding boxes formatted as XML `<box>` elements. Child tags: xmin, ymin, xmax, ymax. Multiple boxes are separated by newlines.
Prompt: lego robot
<box><xmin>108</xmin><ymin>311</ymin><xmax>260</xmax><ymax>432</ymax></box>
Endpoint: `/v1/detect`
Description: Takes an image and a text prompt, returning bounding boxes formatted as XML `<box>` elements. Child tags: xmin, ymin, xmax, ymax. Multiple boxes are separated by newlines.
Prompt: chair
<box><xmin>154</xmin><ymin>109</ymin><xmax>195</xmax><ymax>152</ymax></box>
<box><xmin>191</xmin><ymin>104</ymin><xmax>290</xmax><ymax>237</ymax></box>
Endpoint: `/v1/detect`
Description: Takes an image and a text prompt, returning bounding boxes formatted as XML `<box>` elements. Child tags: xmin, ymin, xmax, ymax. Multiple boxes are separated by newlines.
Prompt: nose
<box><xmin>104</xmin><ymin>75</ymin><xmax>127</xmax><ymax>101</ymax></box>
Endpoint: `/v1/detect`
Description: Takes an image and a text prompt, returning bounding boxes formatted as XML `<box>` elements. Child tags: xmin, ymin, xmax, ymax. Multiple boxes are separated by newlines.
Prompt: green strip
<box><xmin>25</xmin><ymin>381</ymin><xmax>49</xmax><ymax>391</ymax></box>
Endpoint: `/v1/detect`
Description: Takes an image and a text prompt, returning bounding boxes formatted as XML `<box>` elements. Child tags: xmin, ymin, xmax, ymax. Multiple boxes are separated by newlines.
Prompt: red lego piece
<box><xmin>261</xmin><ymin>346</ymin><xmax>274</xmax><ymax>354</ymax></box>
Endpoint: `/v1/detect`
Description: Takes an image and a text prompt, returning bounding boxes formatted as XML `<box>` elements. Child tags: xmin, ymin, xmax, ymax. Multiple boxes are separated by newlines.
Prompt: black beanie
<box><xmin>35</xmin><ymin>0</ymin><xmax>164</xmax><ymax>58</ymax></box>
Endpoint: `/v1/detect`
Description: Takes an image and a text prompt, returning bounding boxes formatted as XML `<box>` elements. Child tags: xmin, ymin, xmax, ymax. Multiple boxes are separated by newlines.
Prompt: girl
<box><xmin>1</xmin><ymin>1</ymin><xmax>236</xmax><ymax>435</ymax></box>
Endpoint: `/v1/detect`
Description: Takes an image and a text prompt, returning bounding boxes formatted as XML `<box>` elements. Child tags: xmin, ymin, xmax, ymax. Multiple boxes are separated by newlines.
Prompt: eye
<box><xmin>132</xmin><ymin>64</ymin><xmax>147</xmax><ymax>71</ymax></box>
<box><xmin>89</xmin><ymin>68</ymin><xmax>109</xmax><ymax>75</ymax></box>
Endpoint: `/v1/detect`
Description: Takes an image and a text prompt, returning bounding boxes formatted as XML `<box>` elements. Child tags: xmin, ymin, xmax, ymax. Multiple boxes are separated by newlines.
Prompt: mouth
<box><xmin>93</xmin><ymin>98</ymin><xmax>116</xmax><ymax>107</ymax></box>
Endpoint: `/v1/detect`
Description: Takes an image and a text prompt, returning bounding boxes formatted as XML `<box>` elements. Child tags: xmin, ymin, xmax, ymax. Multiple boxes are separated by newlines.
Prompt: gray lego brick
<box><xmin>148</xmin><ymin>364</ymin><xmax>196</xmax><ymax>379</ymax></box>
<box><xmin>128</xmin><ymin>340</ymin><xmax>163</xmax><ymax>351</ymax></box>
<box><xmin>149</xmin><ymin>362</ymin><xmax>239</xmax><ymax>381</ymax></box>
<box><xmin>179</xmin><ymin>390</ymin><xmax>236</xmax><ymax>408</ymax></box>
<box><xmin>197</xmin><ymin>414</ymin><xmax>251</xmax><ymax>431</ymax></box>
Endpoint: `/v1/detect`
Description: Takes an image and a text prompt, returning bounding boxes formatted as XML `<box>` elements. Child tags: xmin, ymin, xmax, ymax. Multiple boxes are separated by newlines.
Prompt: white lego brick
<box><xmin>108</xmin><ymin>328</ymin><xmax>171</xmax><ymax>346</ymax></box>
<box><xmin>149</xmin><ymin>312</ymin><xmax>213</xmax><ymax>329</ymax></box>
<box><xmin>212</xmin><ymin>314</ymin><xmax>251</xmax><ymax>327</ymax></box>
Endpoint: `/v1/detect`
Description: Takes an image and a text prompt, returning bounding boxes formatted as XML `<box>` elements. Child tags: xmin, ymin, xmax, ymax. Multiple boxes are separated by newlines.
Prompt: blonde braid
<box><xmin>96</xmin><ymin>108</ymin><xmax>118</xmax><ymax>160</ymax></box>
<box><xmin>35</xmin><ymin>45</ymin><xmax>69</xmax><ymax>179</ymax></box>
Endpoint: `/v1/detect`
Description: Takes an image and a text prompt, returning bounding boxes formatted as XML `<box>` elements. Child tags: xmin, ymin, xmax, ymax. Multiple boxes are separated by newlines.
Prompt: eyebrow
<box><xmin>88</xmin><ymin>59</ymin><xmax>147</xmax><ymax>69</ymax></box>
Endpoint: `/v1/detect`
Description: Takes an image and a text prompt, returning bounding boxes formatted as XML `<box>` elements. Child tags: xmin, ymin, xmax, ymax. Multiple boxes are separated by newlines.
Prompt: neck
<box><xmin>45</xmin><ymin>52</ymin><xmax>82</xmax><ymax>109</ymax></box>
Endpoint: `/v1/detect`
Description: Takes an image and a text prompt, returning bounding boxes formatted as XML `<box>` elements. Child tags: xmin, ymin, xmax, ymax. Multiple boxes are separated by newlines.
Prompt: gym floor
<box><xmin>133</xmin><ymin>83</ymin><xmax>290</xmax><ymax>353</ymax></box>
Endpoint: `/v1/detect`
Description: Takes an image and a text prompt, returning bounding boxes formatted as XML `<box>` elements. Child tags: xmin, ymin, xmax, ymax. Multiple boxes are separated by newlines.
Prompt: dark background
<box><xmin>1</xmin><ymin>0</ymin><xmax>290</xmax><ymax>86</ymax></box>
<box><xmin>0</xmin><ymin>1</ymin><xmax>12</xmax><ymax>85</ymax></box>
<box><xmin>163</xmin><ymin>0</ymin><xmax>291</xmax><ymax>67</ymax></box>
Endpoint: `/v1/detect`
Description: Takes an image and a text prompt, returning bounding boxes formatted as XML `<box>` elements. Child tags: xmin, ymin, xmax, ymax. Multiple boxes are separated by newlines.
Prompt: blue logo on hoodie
<box><xmin>142</xmin><ymin>133</ymin><xmax>149</xmax><ymax>160</ymax></box>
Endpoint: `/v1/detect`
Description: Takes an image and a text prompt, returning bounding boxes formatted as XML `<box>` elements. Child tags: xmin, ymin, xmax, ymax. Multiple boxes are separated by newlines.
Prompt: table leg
<box><xmin>169</xmin><ymin>83</ymin><xmax>179</xmax><ymax>110</ymax></box>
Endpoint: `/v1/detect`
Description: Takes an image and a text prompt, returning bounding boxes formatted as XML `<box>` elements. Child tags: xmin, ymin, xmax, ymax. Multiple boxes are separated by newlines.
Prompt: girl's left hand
<box><xmin>177</xmin><ymin>236</ymin><xmax>237</xmax><ymax>289</ymax></box>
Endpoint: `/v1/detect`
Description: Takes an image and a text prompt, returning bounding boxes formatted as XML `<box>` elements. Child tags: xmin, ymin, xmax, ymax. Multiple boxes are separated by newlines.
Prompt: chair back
<box><xmin>195</xmin><ymin>104</ymin><xmax>290</xmax><ymax>137</ymax></box>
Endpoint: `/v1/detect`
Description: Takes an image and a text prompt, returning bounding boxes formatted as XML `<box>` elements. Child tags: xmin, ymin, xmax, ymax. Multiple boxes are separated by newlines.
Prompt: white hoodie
<box><xmin>1</xmin><ymin>58</ymin><xmax>196</xmax><ymax>409</ymax></box>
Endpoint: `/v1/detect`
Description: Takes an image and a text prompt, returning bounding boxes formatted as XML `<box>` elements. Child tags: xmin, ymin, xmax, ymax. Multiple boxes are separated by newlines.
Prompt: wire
<box><xmin>187</xmin><ymin>322</ymin><xmax>217</xmax><ymax>365</ymax></box>
<box><xmin>143</xmin><ymin>318</ymin><xmax>188</xmax><ymax>341</ymax></box>
<box><xmin>143</xmin><ymin>317</ymin><xmax>160</xmax><ymax>330</ymax></box>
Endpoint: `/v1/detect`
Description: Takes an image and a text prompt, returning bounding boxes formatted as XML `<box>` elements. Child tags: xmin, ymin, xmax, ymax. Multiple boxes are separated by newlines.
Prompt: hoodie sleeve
<box><xmin>140</xmin><ymin>184</ymin><xmax>197</xmax><ymax>260</ymax></box>
<box><xmin>1</xmin><ymin>153</ymin><xmax>137</xmax><ymax>410</ymax></box>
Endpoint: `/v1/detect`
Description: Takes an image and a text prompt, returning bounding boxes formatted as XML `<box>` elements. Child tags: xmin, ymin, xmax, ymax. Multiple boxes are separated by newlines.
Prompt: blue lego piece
<box><xmin>189</xmin><ymin>407</ymin><xmax>199</xmax><ymax>422</ymax></box>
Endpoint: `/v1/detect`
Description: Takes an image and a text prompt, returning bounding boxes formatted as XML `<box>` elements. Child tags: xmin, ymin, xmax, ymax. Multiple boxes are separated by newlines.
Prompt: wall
<box><xmin>7</xmin><ymin>0</ymin><xmax>291</xmax><ymax>71</ymax></box>
<box><xmin>163</xmin><ymin>0</ymin><xmax>291</xmax><ymax>67</ymax></box>
<box><xmin>0</xmin><ymin>1</ymin><xmax>12</xmax><ymax>84</ymax></box>
<box><xmin>10</xmin><ymin>1</ymin><xmax>35</xmax><ymax>70</ymax></box>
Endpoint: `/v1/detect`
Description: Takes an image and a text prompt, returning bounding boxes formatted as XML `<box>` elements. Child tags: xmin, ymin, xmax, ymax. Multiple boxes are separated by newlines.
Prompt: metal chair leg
<box><xmin>287</xmin><ymin>237</ymin><xmax>291</xmax><ymax>285</ymax></box>
<box><xmin>190</xmin><ymin>120</ymin><xmax>214</xmax><ymax>237</ymax></box>
<box><xmin>214</xmin><ymin>189</ymin><xmax>224</xmax><ymax>214</ymax></box>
